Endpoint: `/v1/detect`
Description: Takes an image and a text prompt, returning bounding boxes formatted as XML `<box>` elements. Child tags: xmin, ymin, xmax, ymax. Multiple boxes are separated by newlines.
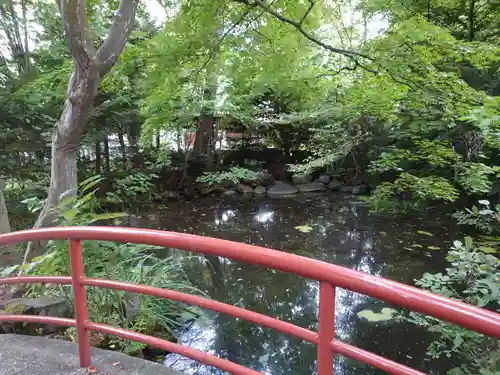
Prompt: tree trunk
<box><xmin>194</xmin><ymin>58</ymin><xmax>219</xmax><ymax>172</ymax></box>
<box><xmin>104</xmin><ymin>135</ymin><xmax>110</xmax><ymax>173</ymax></box>
<box><xmin>195</xmin><ymin>114</ymin><xmax>215</xmax><ymax>170</ymax></box>
<box><xmin>128</xmin><ymin>124</ymin><xmax>142</xmax><ymax>168</ymax></box>
<box><xmin>34</xmin><ymin>70</ymin><xmax>100</xmax><ymax>229</ymax></box>
<box><xmin>176</xmin><ymin>123</ymin><xmax>181</xmax><ymax>152</ymax></box>
<box><xmin>468</xmin><ymin>0</ymin><xmax>475</xmax><ymax>41</ymax></box>
<box><xmin>95</xmin><ymin>140</ymin><xmax>101</xmax><ymax>174</ymax></box>
<box><xmin>156</xmin><ymin>132</ymin><xmax>161</xmax><ymax>150</ymax></box>
<box><xmin>18</xmin><ymin>0</ymin><xmax>139</xmax><ymax>278</ymax></box>
<box><xmin>118</xmin><ymin>132</ymin><xmax>127</xmax><ymax>164</ymax></box>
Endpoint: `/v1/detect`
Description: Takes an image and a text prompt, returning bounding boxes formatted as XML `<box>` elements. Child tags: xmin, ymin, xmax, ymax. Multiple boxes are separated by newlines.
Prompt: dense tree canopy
<box><xmin>0</xmin><ymin>0</ymin><xmax>498</xmax><ymax>216</ymax></box>
<box><xmin>0</xmin><ymin>1</ymin><xmax>499</xmax><ymax>374</ymax></box>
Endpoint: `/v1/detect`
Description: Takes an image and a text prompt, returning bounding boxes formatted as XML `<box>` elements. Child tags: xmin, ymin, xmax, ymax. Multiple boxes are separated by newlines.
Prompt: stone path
<box><xmin>0</xmin><ymin>334</ymin><xmax>183</xmax><ymax>375</ymax></box>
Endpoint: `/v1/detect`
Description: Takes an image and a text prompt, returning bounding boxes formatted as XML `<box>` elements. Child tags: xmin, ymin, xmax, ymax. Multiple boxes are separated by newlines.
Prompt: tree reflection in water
<box><xmin>132</xmin><ymin>194</ymin><xmax>456</xmax><ymax>374</ymax></box>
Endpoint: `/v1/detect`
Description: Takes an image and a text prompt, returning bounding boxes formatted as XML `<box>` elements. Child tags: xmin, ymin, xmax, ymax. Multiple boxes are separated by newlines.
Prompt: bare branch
<box><xmin>246</xmin><ymin>0</ymin><xmax>374</xmax><ymax>62</ymax></box>
<box><xmin>300</xmin><ymin>1</ymin><xmax>316</xmax><ymax>25</ymax></box>
<box><xmin>97</xmin><ymin>0</ymin><xmax>140</xmax><ymax>76</ymax></box>
<box><xmin>58</xmin><ymin>0</ymin><xmax>96</xmax><ymax>69</ymax></box>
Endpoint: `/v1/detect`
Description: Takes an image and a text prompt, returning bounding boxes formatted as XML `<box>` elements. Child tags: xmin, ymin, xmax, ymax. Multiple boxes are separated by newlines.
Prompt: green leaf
<box><xmin>295</xmin><ymin>225</ymin><xmax>314</xmax><ymax>233</ymax></box>
<box><xmin>417</xmin><ymin>230</ymin><xmax>434</xmax><ymax>237</ymax></box>
<box><xmin>427</xmin><ymin>246</ymin><xmax>441</xmax><ymax>251</ymax></box>
<box><xmin>453</xmin><ymin>334</ymin><xmax>463</xmax><ymax>347</ymax></box>
<box><xmin>357</xmin><ymin>308</ymin><xmax>397</xmax><ymax>322</ymax></box>
<box><xmin>87</xmin><ymin>212</ymin><xmax>128</xmax><ymax>224</ymax></box>
<box><xmin>80</xmin><ymin>175</ymin><xmax>105</xmax><ymax>194</ymax></box>
<box><xmin>464</xmin><ymin>236</ymin><xmax>473</xmax><ymax>249</ymax></box>
<box><xmin>478</xmin><ymin>246</ymin><xmax>497</xmax><ymax>254</ymax></box>
<box><xmin>448</xmin><ymin>368</ymin><xmax>466</xmax><ymax>375</ymax></box>
<box><xmin>1</xmin><ymin>265</ymin><xmax>19</xmax><ymax>276</ymax></box>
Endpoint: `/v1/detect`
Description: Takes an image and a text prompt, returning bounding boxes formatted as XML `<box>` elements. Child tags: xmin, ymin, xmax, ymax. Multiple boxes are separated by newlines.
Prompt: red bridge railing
<box><xmin>0</xmin><ymin>227</ymin><xmax>499</xmax><ymax>375</ymax></box>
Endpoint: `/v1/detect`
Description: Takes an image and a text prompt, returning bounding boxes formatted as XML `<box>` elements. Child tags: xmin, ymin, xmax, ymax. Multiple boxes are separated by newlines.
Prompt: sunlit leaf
<box><xmin>417</xmin><ymin>230</ymin><xmax>434</xmax><ymax>237</ymax></box>
<box><xmin>295</xmin><ymin>225</ymin><xmax>313</xmax><ymax>233</ymax></box>
<box><xmin>87</xmin><ymin>212</ymin><xmax>127</xmax><ymax>224</ymax></box>
<box><xmin>357</xmin><ymin>308</ymin><xmax>397</xmax><ymax>322</ymax></box>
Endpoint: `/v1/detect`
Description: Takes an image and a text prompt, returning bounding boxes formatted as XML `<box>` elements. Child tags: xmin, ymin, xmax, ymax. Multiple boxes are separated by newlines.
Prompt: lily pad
<box><xmin>295</xmin><ymin>225</ymin><xmax>313</xmax><ymax>233</ymax></box>
<box><xmin>427</xmin><ymin>246</ymin><xmax>441</xmax><ymax>251</ymax></box>
<box><xmin>417</xmin><ymin>230</ymin><xmax>434</xmax><ymax>237</ymax></box>
<box><xmin>357</xmin><ymin>307</ymin><xmax>397</xmax><ymax>322</ymax></box>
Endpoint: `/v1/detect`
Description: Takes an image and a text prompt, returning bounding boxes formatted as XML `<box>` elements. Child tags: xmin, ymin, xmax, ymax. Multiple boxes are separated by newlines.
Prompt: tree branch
<box><xmin>300</xmin><ymin>1</ymin><xmax>315</xmax><ymax>25</ymax></box>
<box><xmin>242</xmin><ymin>0</ymin><xmax>374</xmax><ymax>62</ymax></box>
<box><xmin>58</xmin><ymin>0</ymin><xmax>96</xmax><ymax>69</ymax></box>
<box><xmin>193</xmin><ymin>8</ymin><xmax>252</xmax><ymax>82</ymax></box>
<box><xmin>97</xmin><ymin>0</ymin><xmax>140</xmax><ymax>76</ymax></box>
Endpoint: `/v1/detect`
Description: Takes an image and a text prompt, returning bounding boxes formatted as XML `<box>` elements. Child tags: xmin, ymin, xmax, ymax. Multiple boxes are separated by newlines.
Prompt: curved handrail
<box><xmin>1</xmin><ymin>226</ymin><xmax>499</xmax><ymax>338</ymax></box>
<box><xmin>0</xmin><ymin>226</ymin><xmax>499</xmax><ymax>375</ymax></box>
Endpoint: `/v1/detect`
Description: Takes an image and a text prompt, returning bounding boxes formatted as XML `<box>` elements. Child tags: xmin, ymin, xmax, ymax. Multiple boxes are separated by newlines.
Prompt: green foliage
<box><xmin>196</xmin><ymin>167</ymin><xmax>260</xmax><ymax>186</ymax></box>
<box><xmin>357</xmin><ymin>308</ymin><xmax>397</xmax><ymax>322</ymax></box>
<box><xmin>453</xmin><ymin>200</ymin><xmax>500</xmax><ymax>234</ymax></box>
<box><xmin>408</xmin><ymin>198</ymin><xmax>500</xmax><ymax>374</ymax></box>
<box><xmin>20</xmin><ymin>176</ymin><xmax>126</xmax><ymax>226</ymax></box>
<box><xmin>407</xmin><ymin>236</ymin><xmax>500</xmax><ymax>374</ymax></box>
<box><xmin>106</xmin><ymin>173</ymin><xmax>158</xmax><ymax>206</ymax></box>
<box><xmin>366</xmin><ymin>173</ymin><xmax>459</xmax><ymax>213</ymax></box>
<box><xmin>5</xmin><ymin>178</ymin><xmax>201</xmax><ymax>354</ymax></box>
<box><xmin>456</xmin><ymin>162</ymin><xmax>496</xmax><ymax>194</ymax></box>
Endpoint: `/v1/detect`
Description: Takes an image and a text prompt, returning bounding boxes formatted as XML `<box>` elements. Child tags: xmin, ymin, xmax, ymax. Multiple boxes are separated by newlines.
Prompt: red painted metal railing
<box><xmin>0</xmin><ymin>227</ymin><xmax>499</xmax><ymax>375</ymax></box>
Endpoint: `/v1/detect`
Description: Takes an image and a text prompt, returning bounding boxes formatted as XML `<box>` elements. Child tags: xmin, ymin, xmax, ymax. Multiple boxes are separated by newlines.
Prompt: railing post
<box><xmin>69</xmin><ymin>239</ymin><xmax>91</xmax><ymax>367</ymax></box>
<box><xmin>317</xmin><ymin>282</ymin><xmax>335</xmax><ymax>375</ymax></box>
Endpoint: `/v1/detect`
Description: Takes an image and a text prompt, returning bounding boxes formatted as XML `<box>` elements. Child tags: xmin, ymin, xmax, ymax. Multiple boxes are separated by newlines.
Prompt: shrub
<box><xmin>5</xmin><ymin>175</ymin><xmax>202</xmax><ymax>354</ymax></box>
<box><xmin>405</xmin><ymin>204</ymin><xmax>500</xmax><ymax>375</ymax></box>
<box><xmin>106</xmin><ymin>172</ymin><xmax>158</xmax><ymax>206</ymax></box>
<box><xmin>196</xmin><ymin>167</ymin><xmax>260</xmax><ymax>186</ymax></box>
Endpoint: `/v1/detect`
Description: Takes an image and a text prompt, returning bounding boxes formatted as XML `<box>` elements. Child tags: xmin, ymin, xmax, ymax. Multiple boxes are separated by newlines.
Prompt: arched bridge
<box><xmin>0</xmin><ymin>227</ymin><xmax>499</xmax><ymax>375</ymax></box>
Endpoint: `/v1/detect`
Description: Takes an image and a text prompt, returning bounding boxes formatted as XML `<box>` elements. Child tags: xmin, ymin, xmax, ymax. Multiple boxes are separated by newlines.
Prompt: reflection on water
<box><xmin>130</xmin><ymin>193</ymin><xmax>457</xmax><ymax>375</ymax></box>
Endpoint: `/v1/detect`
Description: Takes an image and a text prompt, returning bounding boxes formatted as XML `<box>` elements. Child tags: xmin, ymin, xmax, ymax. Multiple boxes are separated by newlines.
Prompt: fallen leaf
<box><xmin>112</xmin><ymin>362</ymin><xmax>120</xmax><ymax>367</ymax></box>
<box><xmin>417</xmin><ymin>230</ymin><xmax>434</xmax><ymax>237</ymax></box>
<box><xmin>295</xmin><ymin>225</ymin><xmax>313</xmax><ymax>233</ymax></box>
<box><xmin>357</xmin><ymin>307</ymin><xmax>397</xmax><ymax>322</ymax></box>
<box><xmin>379</xmin><ymin>231</ymin><xmax>387</xmax><ymax>236</ymax></box>
<box><xmin>410</xmin><ymin>244</ymin><xmax>423</xmax><ymax>248</ymax></box>
<box><xmin>87</xmin><ymin>366</ymin><xmax>97</xmax><ymax>374</ymax></box>
<box><xmin>427</xmin><ymin>246</ymin><xmax>441</xmax><ymax>251</ymax></box>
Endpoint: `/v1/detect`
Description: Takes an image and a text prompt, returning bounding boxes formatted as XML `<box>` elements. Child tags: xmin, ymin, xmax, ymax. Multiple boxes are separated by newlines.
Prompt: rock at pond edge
<box><xmin>237</xmin><ymin>183</ymin><xmax>254</xmax><ymax>194</ymax></box>
<box><xmin>297</xmin><ymin>182</ymin><xmax>327</xmax><ymax>192</ymax></box>
<box><xmin>292</xmin><ymin>173</ymin><xmax>312</xmax><ymax>185</ymax></box>
<box><xmin>328</xmin><ymin>179</ymin><xmax>343</xmax><ymax>191</ymax></box>
<box><xmin>318</xmin><ymin>174</ymin><xmax>332</xmax><ymax>184</ymax></box>
<box><xmin>0</xmin><ymin>297</ymin><xmax>71</xmax><ymax>335</ymax></box>
<box><xmin>339</xmin><ymin>184</ymin><xmax>369</xmax><ymax>195</ymax></box>
<box><xmin>254</xmin><ymin>186</ymin><xmax>267</xmax><ymax>194</ymax></box>
<box><xmin>267</xmin><ymin>181</ymin><xmax>299</xmax><ymax>197</ymax></box>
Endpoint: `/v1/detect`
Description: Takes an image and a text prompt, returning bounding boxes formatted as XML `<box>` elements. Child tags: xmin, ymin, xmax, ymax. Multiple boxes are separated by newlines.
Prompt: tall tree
<box><xmin>34</xmin><ymin>0</ymin><xmax>139</xmax><ymax>228</ymax></box>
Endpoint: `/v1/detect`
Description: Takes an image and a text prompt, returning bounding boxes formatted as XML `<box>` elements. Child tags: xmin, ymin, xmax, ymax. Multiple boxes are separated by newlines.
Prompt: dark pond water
<box><xmin>129</xmin><ymin>193</ymin><xmax>459</xmax><ymax>375</ymax></box>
